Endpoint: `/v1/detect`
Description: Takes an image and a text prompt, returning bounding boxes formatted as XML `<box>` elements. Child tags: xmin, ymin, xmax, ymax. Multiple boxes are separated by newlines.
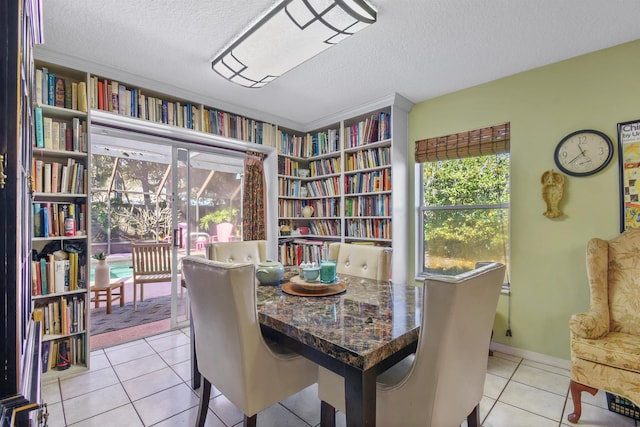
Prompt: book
<box><xmin>34</xmin><ymin>106</ymin><xmax>44</xmax><ymax>147</ymax></box>
<box><xmin>71</xmin><ymin>81</ymin><xmax>78</xmax><ymax>110</ymax></box>
<box><xmin>52</xmin><ymin>121</ymin><xmax>60</xmax><ymax>150</ymax></box>
<box><xmin>41</xmin><ymin>67</ymin><xmax>48</xmax><ymax>105</ymax></box>
<box><xmin>43</xmin><ymin>163</ymin><xmax>51</xmax><ymax>193</ymax></box>
<box><xmin>78</xmin><ymin>81</ymin><xmax>88</xmax><ymax>112</ymax></box>
<box><xmin>55</xmin><ymin>77</ymin><xmax>66</xmax><ymax>107</ymax></box>
<box><xmin>47</xmin><ymin>71</ymin><xmax>56</xmax><ymax>105</ymax></box>
<box><xmin>43</xmin><ymin>117</ymin><xmax>53</xmax><ymax>148</ymax></box>
<box><xmin>35</xmin><ymin>69</ymin><xmax>43</xmax><ymax>105</ymax></box>
<box><xmin>54</xmin><ymin>260</ymin><xmax>67</xmax><ymax>294</ymax></box>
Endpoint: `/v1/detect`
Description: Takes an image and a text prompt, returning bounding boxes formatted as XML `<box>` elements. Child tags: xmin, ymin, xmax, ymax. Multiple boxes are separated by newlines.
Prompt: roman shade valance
<box><xmin>415</xmin><ymin>123</ymin><xmax>510</xmax><ymax>162</ymax></box>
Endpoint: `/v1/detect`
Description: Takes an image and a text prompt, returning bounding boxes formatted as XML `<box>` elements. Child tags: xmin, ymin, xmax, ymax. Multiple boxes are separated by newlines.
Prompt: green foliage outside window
<box><xmin>422</xmin><ymin>154</ymin><xmax>509</xmax><ymax>275</ymax></box>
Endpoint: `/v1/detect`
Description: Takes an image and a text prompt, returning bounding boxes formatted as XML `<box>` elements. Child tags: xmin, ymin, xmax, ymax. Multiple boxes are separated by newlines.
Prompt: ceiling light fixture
<box><xmin>211</xmin><ymin>0</ymin><xmax>377</xmax><ymax>88</ymax></box>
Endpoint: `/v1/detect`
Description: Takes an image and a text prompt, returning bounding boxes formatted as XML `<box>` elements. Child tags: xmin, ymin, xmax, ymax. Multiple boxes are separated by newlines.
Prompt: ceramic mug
<box><xmin>320</xmin><ymin>260</ymin><xmax>337</xmax><ymax>284</ymax></box>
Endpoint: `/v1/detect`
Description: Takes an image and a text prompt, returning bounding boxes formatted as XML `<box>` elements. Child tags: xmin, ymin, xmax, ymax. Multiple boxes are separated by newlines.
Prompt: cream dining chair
<box><xmin>318</xmin><ymin>262</ymin><xmax>506</xmax><ymax>427</ymax></box>
<box><xmin>182</xmin><ymin>256</ymin><xmax>317</xmax><ymax>427</ymax></box>
<box><xmin>327</xmin><ymin>242</ymin><xmax>392</xmax><ymax>280</ymax></box>
<box><xmin>206</xmin><ymin>239</ymin><xmax>266</xmax><ymax>265</ymax></box>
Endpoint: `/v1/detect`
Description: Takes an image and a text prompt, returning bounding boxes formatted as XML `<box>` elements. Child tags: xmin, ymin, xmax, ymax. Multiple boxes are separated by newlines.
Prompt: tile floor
<box><xmin>42</xmin><ymin>328</ymin><xmax>638</xmax><ymax>427</ymax></box>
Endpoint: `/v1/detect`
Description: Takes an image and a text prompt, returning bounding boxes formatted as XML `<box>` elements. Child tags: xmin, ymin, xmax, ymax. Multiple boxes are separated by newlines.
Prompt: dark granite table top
<box><xmin>257</xmin><ymin>274</ymin><xmax>423</xmax><ymax>371</ymax></box>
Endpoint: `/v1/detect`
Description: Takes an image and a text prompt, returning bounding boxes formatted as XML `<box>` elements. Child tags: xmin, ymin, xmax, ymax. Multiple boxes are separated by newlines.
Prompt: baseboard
<box><xmin>490</xmin><ymin>342</ymin><xmax>571</xmax><ymax>370</ymax></box>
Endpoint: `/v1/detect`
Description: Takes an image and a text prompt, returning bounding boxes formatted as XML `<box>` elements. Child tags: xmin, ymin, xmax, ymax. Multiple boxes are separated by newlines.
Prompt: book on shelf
<box><xmin>77</xmin><ymin>81</ymin><xmax>88</xmax><ymax>113</ymax></box>
<box><xmin>43</xmin><ymin>116</ymin><xmax>53</xmax><ymax>148</ymax></box>
<box><xmin>52</xmin><ymin>121</ymin><xmax>60</xmax><ymax>150</ymax></box>
<box><xmin>47</xmin><ymin>71</ymin><xmax>56</xmax><ymax>105</ymax></box>
<box><xmin>55</xmin><ymin>77</ymin><xmax>65</xmax><ymax>108</ymax></box>
<box><xmin>34</xmin><ymin>106</ymin><xmax>44</xmax><ymax>147</ymax></box>
<box><xmin>35</xmin><ymin>68</ymin><xmax>43</xmax><ymax>105</ymax></box>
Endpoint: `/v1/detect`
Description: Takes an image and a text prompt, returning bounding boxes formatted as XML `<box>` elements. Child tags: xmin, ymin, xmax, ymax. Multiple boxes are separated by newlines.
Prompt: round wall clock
<box><xmin>553</xmin><ymin>129</ymin><xmax>614</xmax><ymax>176</ymax></box>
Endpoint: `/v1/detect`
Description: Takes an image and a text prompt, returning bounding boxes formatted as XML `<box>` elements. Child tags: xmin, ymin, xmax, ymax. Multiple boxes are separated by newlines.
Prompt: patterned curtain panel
<box><xmin>243</xmin><ymin>152</ymin><xmax>266</xmax><ymax>240</ymax></box>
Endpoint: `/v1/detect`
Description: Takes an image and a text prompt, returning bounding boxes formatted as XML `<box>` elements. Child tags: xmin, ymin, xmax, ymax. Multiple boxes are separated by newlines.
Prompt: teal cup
<box><xmin>320</xmin><ymin>260</ymin><xmax>337</xmax><ymax>283</ymax></box>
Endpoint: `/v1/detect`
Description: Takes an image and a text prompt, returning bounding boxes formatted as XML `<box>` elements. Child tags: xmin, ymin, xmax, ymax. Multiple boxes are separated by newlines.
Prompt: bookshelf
<box><xmin>31</xmin><ymin>62</ymin><xmax>90</xmax><ymax>379</ymax></box>
<box><xmin>277</xmin><ymin>125</ymin><xmax>342</xmax><ymax>265</ymax></box>
<box><xmin>276</xmin><ymin>96</ymin><xmax>411</xmax><ymax>283</ymax></box>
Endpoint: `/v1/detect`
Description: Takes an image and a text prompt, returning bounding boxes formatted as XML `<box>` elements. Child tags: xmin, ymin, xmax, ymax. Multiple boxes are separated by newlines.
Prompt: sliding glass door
<box><xmin>91</xmin><ymin>127</ymin><xmax>244</xmax><ymax>332</ymax></box>
<box><xmin>171</xmin><ymin>147</ymin><xmax>244</xmax><ymax>326</ymax></box>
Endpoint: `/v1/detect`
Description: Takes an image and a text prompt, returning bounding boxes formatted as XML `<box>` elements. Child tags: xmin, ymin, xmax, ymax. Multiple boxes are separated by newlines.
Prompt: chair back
<box><xmin>131</xmin><ymin>242</ymin><xmax>172</xmax><ymax>278</ymax></box>
<box><xmin>207</xmin><ymin>240</ymin><xmax>266</xmax><ymax>265</ymax></box>
<box><xmin>328</xmin><ymin>242</ymin><xmax>392</xmax><ymax>281</ymax></box>
<box><xmin>384</xmin><ymin>262</ymin><xmax>505</xmax><ymax>426</ymax></box>
<box><xmin>216</xmin><ymin>222</ymin><xmax>234</xmax><ymax>242</ymax></box>
<box><xmin>182</xmin><ymin>257</ymin><xmax>261</xmax><ymax>412</ymax></box>
<box><xmin>597</xmin><ymin>229</ymin><xmax>640</xmax><ymax>335</ymax></box>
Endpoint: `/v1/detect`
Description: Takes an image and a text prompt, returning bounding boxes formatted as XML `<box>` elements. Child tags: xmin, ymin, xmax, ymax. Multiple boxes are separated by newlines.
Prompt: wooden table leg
<box><xmin>106</xmin><ymin>288</ymin><xmax>113</xmax><ymax>314</ymax></box>
<box><xmin>344</xmin><ymin>366</ymin><xmax>376</xmax><ymax>427</ymax></box>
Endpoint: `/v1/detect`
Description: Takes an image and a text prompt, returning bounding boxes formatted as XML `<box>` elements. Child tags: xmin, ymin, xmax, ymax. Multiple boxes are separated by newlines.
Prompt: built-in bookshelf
<box><xmin>88</xmin><ymin>75</ymin><xmax>277</xmax><ymax>146</ymax></box>
<box><xmin>31</xmin><ymin>62</ymin><xmax>90</xmax><ymax>379</ymax></box>
<box><xmin>275</xmin><ymin>98</ymin><xmax>410</xmax><ymax>282</ymax></box>
<box><xmin>277</xmin><ymin>125</ymin><xmax>342</xmax><ymax>265</ymax></box>
<box><xmin>343</xmin><ymin>109</ymin><xmax>392</xmax><ymax>243</ymax></box>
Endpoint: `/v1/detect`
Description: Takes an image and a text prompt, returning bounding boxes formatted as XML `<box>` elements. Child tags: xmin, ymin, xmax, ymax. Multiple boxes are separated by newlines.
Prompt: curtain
<box><xmin>242</xmin><ymin>151</ymin><xmax>266</xmax><ymax>240</ymax></box>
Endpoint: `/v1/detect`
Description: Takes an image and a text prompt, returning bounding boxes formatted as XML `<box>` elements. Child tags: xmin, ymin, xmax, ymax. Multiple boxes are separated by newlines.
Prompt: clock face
<box><xmin>554</xmin><ymin>130</ymin><xmax>614</xmax><ymax>176</ymax></box>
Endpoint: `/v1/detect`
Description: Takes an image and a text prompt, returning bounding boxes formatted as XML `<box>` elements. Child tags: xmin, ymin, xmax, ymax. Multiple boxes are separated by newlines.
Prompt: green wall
<box><xmin>408</xmin><ymin>39</ymin><xmax>640</xmax><ymax>360</ymax></box>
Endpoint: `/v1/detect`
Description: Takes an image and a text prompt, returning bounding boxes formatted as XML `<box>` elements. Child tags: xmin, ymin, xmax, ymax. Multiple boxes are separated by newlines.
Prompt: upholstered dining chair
<box><xmin>327</xmin><ymin>242</ymin><xmax>392</xmax><ymax>281</ymax></box>
<box><xmin>567</xmin><ymin>229</ymin><xmax>640</xmax><ymax>423</ymax></box>
<box><xmin>318</xmin><ymin>262</ymin><xmax>506</xmax><ymax>427</ymax></box>
<box><xmin>182</xmin><ymin>256</ymin><xmax>317</xmax><ymax>427</ymax></box>
<box><xmin>206</xmin><ymin>239</ymin><xmax>267</xmax><ymax>265</ymax></box>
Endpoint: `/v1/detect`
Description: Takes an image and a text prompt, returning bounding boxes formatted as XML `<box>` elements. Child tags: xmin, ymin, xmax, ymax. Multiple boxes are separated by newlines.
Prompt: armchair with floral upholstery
<box><xmin>567</xmin><ymin>229</ymin><xmax>640</xmax><ymax>423</ymax></box>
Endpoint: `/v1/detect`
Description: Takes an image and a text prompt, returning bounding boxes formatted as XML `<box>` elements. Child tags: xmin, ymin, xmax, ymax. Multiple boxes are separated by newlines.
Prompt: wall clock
<box><xmin>554</xmin><ymin>129</ymin><xmax>614</xmax><ymax>176</ymax></box>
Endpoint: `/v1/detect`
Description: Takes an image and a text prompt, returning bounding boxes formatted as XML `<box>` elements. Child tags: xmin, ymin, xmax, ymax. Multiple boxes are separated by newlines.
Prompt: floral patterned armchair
<box><xmin>568</xmin><ymin>229</ymin><xmax>640</xmax><ymax>423</ymax></box>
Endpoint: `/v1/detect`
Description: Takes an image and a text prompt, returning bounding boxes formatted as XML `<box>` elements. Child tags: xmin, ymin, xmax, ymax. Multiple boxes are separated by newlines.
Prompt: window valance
<box><xmin>415</xmin><ymin>123</ymin><xmax>510</xmax><ymax>162</ymax></box>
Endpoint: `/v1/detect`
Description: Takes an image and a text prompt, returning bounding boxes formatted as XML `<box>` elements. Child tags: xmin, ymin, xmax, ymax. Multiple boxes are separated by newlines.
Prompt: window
<box><xmin>416</xmin><ymin>124</ymin><xmax>510</xmax><ymax>286</ymax></box>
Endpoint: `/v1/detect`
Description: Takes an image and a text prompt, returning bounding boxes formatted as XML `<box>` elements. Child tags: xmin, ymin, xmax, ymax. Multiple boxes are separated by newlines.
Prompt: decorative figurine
<box><xmin>541</xmin><ymin>170</ymin><xmax>565</xmax><ymax>218</ymax></box>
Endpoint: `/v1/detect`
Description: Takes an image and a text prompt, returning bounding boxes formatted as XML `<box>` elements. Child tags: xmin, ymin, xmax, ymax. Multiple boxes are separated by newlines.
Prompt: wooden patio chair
<box><xmin>131</xmin><ymin>242</ymin><xmax>172</xmax><ymax>310</ymax></box>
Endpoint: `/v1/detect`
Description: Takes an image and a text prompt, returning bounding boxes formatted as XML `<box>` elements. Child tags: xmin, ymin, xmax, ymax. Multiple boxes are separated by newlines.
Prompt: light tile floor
<box><xmin>42</xmin><ymin>328</ymin><xmax>639</xmax><ymax>427</ymax></box>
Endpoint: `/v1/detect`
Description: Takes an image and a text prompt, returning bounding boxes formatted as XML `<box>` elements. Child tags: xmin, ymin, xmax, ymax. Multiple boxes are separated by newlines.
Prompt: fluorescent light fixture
<box><xmin>212</xmin><ymin>0</ymin><xmax>377</xmax><ymax>88</ymax></box>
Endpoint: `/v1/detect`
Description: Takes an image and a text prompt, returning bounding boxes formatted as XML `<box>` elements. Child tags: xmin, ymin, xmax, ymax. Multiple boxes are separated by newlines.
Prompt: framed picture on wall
<box><xmin>618</xmin><ymin>119</ymin><xmax>640</xmax><ymax>231</ymax></box>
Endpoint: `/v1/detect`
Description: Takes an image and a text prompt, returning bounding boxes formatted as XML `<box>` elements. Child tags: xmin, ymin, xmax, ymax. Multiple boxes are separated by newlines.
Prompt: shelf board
<box><xmin>344</xmin><ymin>164</ymin><xmax>391</xmax><ymax>175</ymax></box>
<box><xmin>344</xmin><ymin>190</ymin><xmax>391</xmax><ymax>197</ymax></box>
<box><xmin>32</xmin><ymin>147</ymin><xmax>88</xmax><ymax>159</ymax></box>
<box><xmin>36</xmin><ymin>103</ymin><xmax>88</xmax><ymax>119</ymax></box>
<box><xmin>343</xmin><ymin>138</ymin><xmax>392</xmax><ymax>153</ymax></box>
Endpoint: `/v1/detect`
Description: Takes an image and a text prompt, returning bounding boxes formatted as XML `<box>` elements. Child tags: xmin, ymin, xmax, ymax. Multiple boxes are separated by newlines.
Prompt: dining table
<box><xmin>189</xmin><ymin>272</ymin><xmax>423</xmax><ymax>427</ymax></box>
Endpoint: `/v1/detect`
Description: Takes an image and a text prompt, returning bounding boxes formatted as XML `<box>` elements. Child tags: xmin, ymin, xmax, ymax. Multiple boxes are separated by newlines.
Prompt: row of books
<box><xmin>278</xmin><ymin>177</ymin><xmax>305</xmax><ymax>198</ymax></box>
<box><xmin>31</xmin><ymin>251</ymin><xmax>82</xmax><ymax>296</ymax></box>
<box><xmin>32</xmin><ymin>295</ymin><xmax>85</xmax><ymax>337</ymax></box>
<box><xmin>33</xmin><ymin>202</ymin><xmax>86</xmax><ymax>239</ymax></box>
<box><xmin>308</xmin><ymin>156</ymin><xmax>341</xmax><ymax>176</ymax></box>
<box><xmin>344</xmin><ymin>169</ymin><xmax>392</xmax><ymax>194</ymax></box>
<box><xmin>308</xmin><ymin>220</ymin><xmax>341</xmax><ymax>237</ymax></box>
<box><xmin>278</xmin><ymin>128</ymin><xmax>340</xmax><ymax>158</ymax></box>
<box><xmin>40</xmin><ymin>335</ymin><xmax>85</xmax><ymax>373</ymax></box>
<box><xmin>205</xmin><ymin>109</ymin><xmax>276</xmax><ymax>146</ymax></box>
<box><xmin>345</xmin><ymin>218</ymin><xmax>391</xmax><ymax>240</ymax></box>
<box><xmin>278</xmin><ymin>198</ymin><xmax>341</xmax><ymax>218</ymax></box>
<box><xmin>278</xmin><ymin>239</ymin><xmax>329</xmax><ymax>266</ymax></box>
<box><xmin>32</xmin><ymin>158</ymin><xmax>86</xmax><ymax>196</ymax></box>
<box><xmin>344</xmin><ymin>112</ymin><xmax>391</xmax><ymax>148</ymax></box>
<box><xmin>345</xmin><ymin>146</ymin><xmax>391</xmax><ymax>172</ymax></box>
<box><xmin>34</xmin><ymin>108</ymin><xmax>86</xmax><ymax>152</ymax></box>
<box><xmin>345</xmin><ymin>194</ymin><xmax>392</xmax><ymax>217</ymax></box>
<box><xmin>89</xmin><ymin>77</ymin><xmax>277</xmax><ymax>146</ymax></box>
<box><xmin>306</xmin><ymin>176</ymin><xmax>341</xmax><ymax>197</ymax></box>
<box><xmin>35</xmin><ymin>67</ymin><xmax>88</xmax><ymax>112</ymax></box>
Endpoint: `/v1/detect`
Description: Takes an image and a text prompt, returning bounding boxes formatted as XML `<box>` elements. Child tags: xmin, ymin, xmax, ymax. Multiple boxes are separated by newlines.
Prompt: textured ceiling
<box><xmin>36</xmin><ymin>0</ymin><xmax>640</xmax><ymax>130</ymax></box>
